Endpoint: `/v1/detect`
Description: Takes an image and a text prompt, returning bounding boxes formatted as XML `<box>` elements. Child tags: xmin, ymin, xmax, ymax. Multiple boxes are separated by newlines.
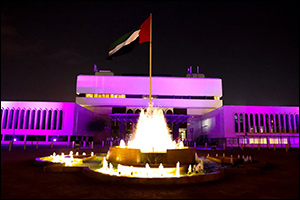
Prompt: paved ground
<box><xmin>1</xmin><ymin>144</ymin><xmax>299</xmax><ymax>199</ymax></box>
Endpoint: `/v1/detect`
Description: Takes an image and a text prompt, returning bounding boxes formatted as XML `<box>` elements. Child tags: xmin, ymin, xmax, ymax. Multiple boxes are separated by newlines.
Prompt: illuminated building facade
<box><xmin>1</xmin><ymin>70</ymin><xmax>299</xmax><ymax>147</ymax></box>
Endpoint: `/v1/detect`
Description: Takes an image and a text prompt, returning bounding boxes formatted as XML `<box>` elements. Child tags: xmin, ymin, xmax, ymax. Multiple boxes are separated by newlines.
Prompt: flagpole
<box><xmin>149</xmin><ymin>13</ymin><xmax>152</xmax><ymax>107</ymax></box>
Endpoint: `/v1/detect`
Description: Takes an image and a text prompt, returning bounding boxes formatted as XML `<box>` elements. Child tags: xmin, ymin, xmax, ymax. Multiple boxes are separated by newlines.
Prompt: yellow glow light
<box><xmin>127</xmin><ymin>107</ymin><xmax>177</xmax><ymax>153</ymax></box>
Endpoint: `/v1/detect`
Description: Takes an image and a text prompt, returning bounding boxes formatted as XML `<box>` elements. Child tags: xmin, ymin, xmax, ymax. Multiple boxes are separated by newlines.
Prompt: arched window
<box><xmin>127</xmin><ymin>109</ymin><xmax>133</xmax><ymax>114</ymax></box>
<box><xmin>275</xmin><ymin>114</ymin><xmax>279</xmax><ymax>133</ymax></box>
<box><xmin>250</xmin><ymin>114</ymin><xmax>254</xmax><ymax>133</ymax></box>
<box><xmin>58</xmin><ymin>110</ymin><xmax>63</xmax><ymax>130</ymax></box>
<box><xmin>24</xmin><ymin>110</ymin><xmax>30</xmax><ymax>129</ymax></box>
<box><xmin>265</xmin><ymin>114</ymin><xmax>269</xmax><ymax>133</ymax></box>
<box><xmin>285</xmin><ymin>114</ymin><xmax>289</xmax><ymax>133</ymax></box>
<box><xmin>53</xmin><ymin>110</ymin><xmax>58</xmax><ymax>130</ymax></box>
<box><xmin>255</xmin><ymin>114</ymin><xmax>259</xmax><ymax>133</ymax></box>
<box><xmin>245</xmin><ymin>114</ymin><xmax>249</xmax><ymax>132</ymax></box>
<box><xmin>30</xmin><ymin>110</ymin><xmax>36</xmax><ymax>129</ymax></box>
<box><xmin>36</xmin><ymin>110</ymin><xmax>41</xmax><ymax>129</ymax></box>
<box><xmin>280</xmin><ymin>114</ymin><xmax>284</xmax><ymax>132</ymax></box>
<box><xmin>166</xmin><ymin>110</ymin><xmax>173</xmax><ymax>114</ymax></box>
<box><xmin>47</xmin><ymin>110</ymin><xmax>52</xmax><ymax>130</ymax></box>
<box><xmin>41</xmin><ymin>110</ymin><xmax>47</xmax><ymax>129</ymax></box>
<box><xmin>19</xmin><ymin>109</ymin><xmax>25</xmax><ymax>129</ymax></box>
<box><xmin>270</xmin><ymin>114</ymin><xmax>274</xmax><ymax>133</ymax></box>
<box><xmin>295</xmin><ymin>114</ymin><xmax>299</xmax><ymax>133</ymax></box>
<box><xmin>8</xmin><ymin>109</ymin><xmax>14</xmax><ymax>129</ymax></box>
<box><xmin>234</xmin><ymin>113</ymin><xmax>238</xmax><ymax>132</ymax></box>
<box><xmin>260</xmin><ymin>114</ymin><xmax>264</xmax><ymax>132</ymax></box>
<box><xmin>239</xmin><ymin>113</ymin><xmax>244</xmax><ymax>132</ymax></box>
<box><xmin>290</xmin><ymin>114</ymin><xmax>294</xmax><ymax>133</ymax></box>
<box><xmin>135</xmin><ymin>109</ymin><xmax>141</xmax><ymax>114</ymax></box>
<box><xmin>14</xmin><ymin>109</ymin><xmax>20</xmax><ymax>129</ymax></box>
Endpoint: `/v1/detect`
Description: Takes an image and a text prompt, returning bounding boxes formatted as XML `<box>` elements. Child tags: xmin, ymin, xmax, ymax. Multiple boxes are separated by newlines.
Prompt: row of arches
<box><xmin>126</xmin><ymin>109</ymin><xmax>173</xmax><ymax>114</ymax></box>
<box><xmin>234</xmin><ymin>113</ymin><xmax>299</xmax><ymax>133</ymax></box>
<box><xmin>1</xmin><ymin>108</ymin><xmax>64</xmax><ymax>131</ymax></box>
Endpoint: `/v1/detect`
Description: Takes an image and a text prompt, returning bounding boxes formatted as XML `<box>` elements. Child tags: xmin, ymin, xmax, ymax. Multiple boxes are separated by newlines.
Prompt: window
<box><xmin>255</xmin><ymin>114</ymin><xmax>259</xmax><ymax>133</ymax></box>
<box><xmin>53</xmin><ymin>110</ymin><xmax>58</xmax><ymax>130</ymax></box>
<box><xmin>2</xmin><ymin>109</ymin><xmax>8</xmax><ymax>128</ymax></box>
<box><xmin>250</xmin><ymin>114</ymin><xmax>254</xmax><ymax>133</ymax></box>
<box><xmin>41</xmin><ymin>110</ymin><xmax>47</xmax><ymax>129</ymax></box>
<box><xmin>8</xmin><ymin>109</ymin><xmax>14</xmax><ymax>129</ymax></box>
<box><xmin>58</xmin><ymin>110</ymin><xmax>63</xmax><ymax>130</ymax></box>
<box><xmin>36</xmin><ymin>110</ymin><xmax>41</xmax><ymax>129</ymax></box>
<box><xmin>245</xmin><ymin>114</ymin><xmax>249</xmax><ymax>132</ymax></box>
<box><xmin>14</xmin><ymin>109</ymin><xmax>20</xmax><ymax>129</ymax></box>
<box><xmin>269</xmin><ymin>138</ymin><xmax>279</xmax><ymax>144</ymax></box>
<box><xmin>47</xmin><ymin>110</ymin><xmax>52</xmax><ymax>130</ymax></box>
<box><xmin>234</xmin><ymin>113</ymin><xmax>238</xmax><ymax>132</ymax></box>
<box><xmin>26</xmin><ymin>135</ymin><xmax>46</xmax><ymax>141</ymax></box>
<box><xmin>285</xmin><ymin>114</ymin><xmax>289</xmax><ymax>133</ymax></box>
<box><xmin>166</xmin><ymin>110</ymin><xmax>173</xmax><ymax>114</ymax></box>
<box><xmin>48</xmin><ymin>135</ymin><xmax>68</xmax><ymax>142</ymax></box>
<box><xmin>239</xmin><ymin>114</ymin><xmax>243</xmax><ymax>132</ymax></box>
<box><xmin>30</xmin><ymin>110</ymin><xmax>36</xmax><ymax>129</ymax></box>
<box><xmin>280</xmin><ymin>114</ymin><xmax>284</xmax><ymax>132</ymax></box>
<box><xmin>290</xmin><ymin>115</ymin><xmax>294</xmax><ymax>133</ymax></box>
<box><xmin>260</xmin><ymin>114</ymin><xmax>264</xmax><ymax>132</ymax></box>
<box><xmin>295</xmin><ymin>114</ymin><xmax>299</xmax><ymax>133</ymax></box>
<box><xmin>19</xmin><ymin>110</ymin><xmax>25</xmax><ymax>129</ymax></box>
<box><xmin>270</xmin><ymin>114</ymin><xmax>274</xmax><ymax>133</ymax></box>
<box><xmin>24</xmin><ymin>110</ymin><xmax>30</xmax><ymax>129</ymax></box>
<box><xmin>275</xmin><ymin>114</ymin><xmax>279</xmax><ymax>133</ymax></box>
<box><xmin>265</xmin><ymin>114</ymin><xmax>269</xmax><ymax>133</ymax></box>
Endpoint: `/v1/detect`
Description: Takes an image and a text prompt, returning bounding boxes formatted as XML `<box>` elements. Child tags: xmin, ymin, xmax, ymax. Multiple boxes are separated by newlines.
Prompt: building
<box><xmin>1</xmin><ymin>69</ymin><xmax>299</xmax><ymax>147</ymax></box>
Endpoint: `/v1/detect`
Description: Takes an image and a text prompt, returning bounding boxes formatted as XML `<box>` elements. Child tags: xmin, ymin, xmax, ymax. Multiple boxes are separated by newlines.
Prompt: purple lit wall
<box><xmin>76</xmin><ymin>75</ymin><xmax>223</xmax><ymax>114</ymax></box>
<box><xmin>1</xmin><ymin>101</ymin><xmax>95</xmax><ymax>145</ymax></box>
<box><xmin>192</xmin><ymin>105</ymin><xmax>299</xmax><ymax>148</ymax></box>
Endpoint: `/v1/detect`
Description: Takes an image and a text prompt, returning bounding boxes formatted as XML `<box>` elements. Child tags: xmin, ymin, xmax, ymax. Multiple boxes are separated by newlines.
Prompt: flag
<box><xmin>106</xmin><ymin>16</ymin><xmax>150</xmax><ymax>60</ymax></box>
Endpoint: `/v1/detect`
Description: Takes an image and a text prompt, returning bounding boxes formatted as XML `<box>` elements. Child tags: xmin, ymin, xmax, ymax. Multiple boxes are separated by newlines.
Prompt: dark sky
<box><xmin>1</xmin><ymin>0</ymin><xmax>299</xmax><ymax>106</ymax></box>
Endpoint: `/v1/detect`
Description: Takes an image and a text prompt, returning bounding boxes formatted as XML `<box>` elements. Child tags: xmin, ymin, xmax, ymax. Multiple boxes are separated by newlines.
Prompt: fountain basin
<box><xmin>107</xmin><ymin>146</ymin><xmax>195</xmax><ymax>168</ymax></box>
<box><xmin>83</xmin><ymin>167</ymin><xmax>224</xmax><ymax>185</ymax></box>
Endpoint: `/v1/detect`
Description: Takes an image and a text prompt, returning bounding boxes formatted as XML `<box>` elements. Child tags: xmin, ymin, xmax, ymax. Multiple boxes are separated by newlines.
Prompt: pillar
<box><xmin>119</xmin><ymin>121</ymin><xmax>125</xmax><ymax>140</ymax></box>
<box><xmin>173</xmin><ymin>123</ymin><xmax>179</xmax><ymax>140</ymax></box>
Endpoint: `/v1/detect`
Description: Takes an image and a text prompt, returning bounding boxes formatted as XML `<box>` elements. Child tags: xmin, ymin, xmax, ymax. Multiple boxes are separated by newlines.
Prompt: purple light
<box><xmin>53</xmin><ymin>138</ymin><xmax>57</xmax><ymax>142</ymax></box>
<box><xmin>13</xmin><ymin>138</ymin><xmax>17</xmax><ymax>142</ymax></box>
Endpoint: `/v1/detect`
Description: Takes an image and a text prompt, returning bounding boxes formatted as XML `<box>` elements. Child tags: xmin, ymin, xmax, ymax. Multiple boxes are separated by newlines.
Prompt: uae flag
<box><xmin>106</xmin><ymin>16</ymin><xmax>150</xmax><ymax>60</ymax></box>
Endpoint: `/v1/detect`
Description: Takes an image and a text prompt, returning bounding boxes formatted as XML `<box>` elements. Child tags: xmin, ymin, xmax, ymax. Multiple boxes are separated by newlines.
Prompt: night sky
<box><xmin>1</xmin><ymin>1</ymin><xmax>299</xmax><ymax>106</ymax></box>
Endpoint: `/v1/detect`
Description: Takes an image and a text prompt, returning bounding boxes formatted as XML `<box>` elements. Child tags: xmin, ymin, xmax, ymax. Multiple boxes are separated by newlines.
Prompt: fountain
<box><xmin>83</xmin><ymin>105</ymin><xmax>223</xmax><ymax>184</ymax></box>
<box><xmin>34</xmin><ymin>105</ymin><xmax>224</xmax><ymax>184</ymax></box>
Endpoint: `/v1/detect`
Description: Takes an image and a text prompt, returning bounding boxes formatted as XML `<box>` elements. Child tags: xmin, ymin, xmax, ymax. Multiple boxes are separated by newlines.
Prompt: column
<box><xmin>45</xmin><ymin>110</ymin><xmax>49</xmax><ymax>130</ymax></box>
<box><xmin>50</xmin><ymin>110</ymin><xmax>55</xmax><ymax>130</ymax></box>
<box><xmin>7</xmin><ymin>109</ymin><xmax>12</xmax><ymax>129</ymax></box>
<box><xmin>243</xmin><ymin>113</ymin><xmax>246</xmax><ymax>133</ymax></box>
<box><xmin>132</xmin><ymin>122</ymin><xmax>135</xmax><ymax>134</ymax></box>
<box><xmin>119</xmin><ymin>121</ymin><xmax>125</xmax><ymax>140</ymax></box>
<box><xmin>278</xmin><ymin>114</ymin><xmax>282</xmax><ymax>133</ymax></box>
<box><xmin>28</xmin><ymin>110</ymin><xmax>33</xmax><ymax>130</ymax></box>
<box><xmin>17</xmin><ymin>109</ymin><xmax>22</xmax><ymax>129</ymax></box>
<box><xmin>173</xmin><ymin>123</ymin><xmax>179</xmax><ymax>140</ymax></box>
<box><xmin>237</xmin><ymin>114</ymin><xmax>240</xmax><ymax>133</ymax></box>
